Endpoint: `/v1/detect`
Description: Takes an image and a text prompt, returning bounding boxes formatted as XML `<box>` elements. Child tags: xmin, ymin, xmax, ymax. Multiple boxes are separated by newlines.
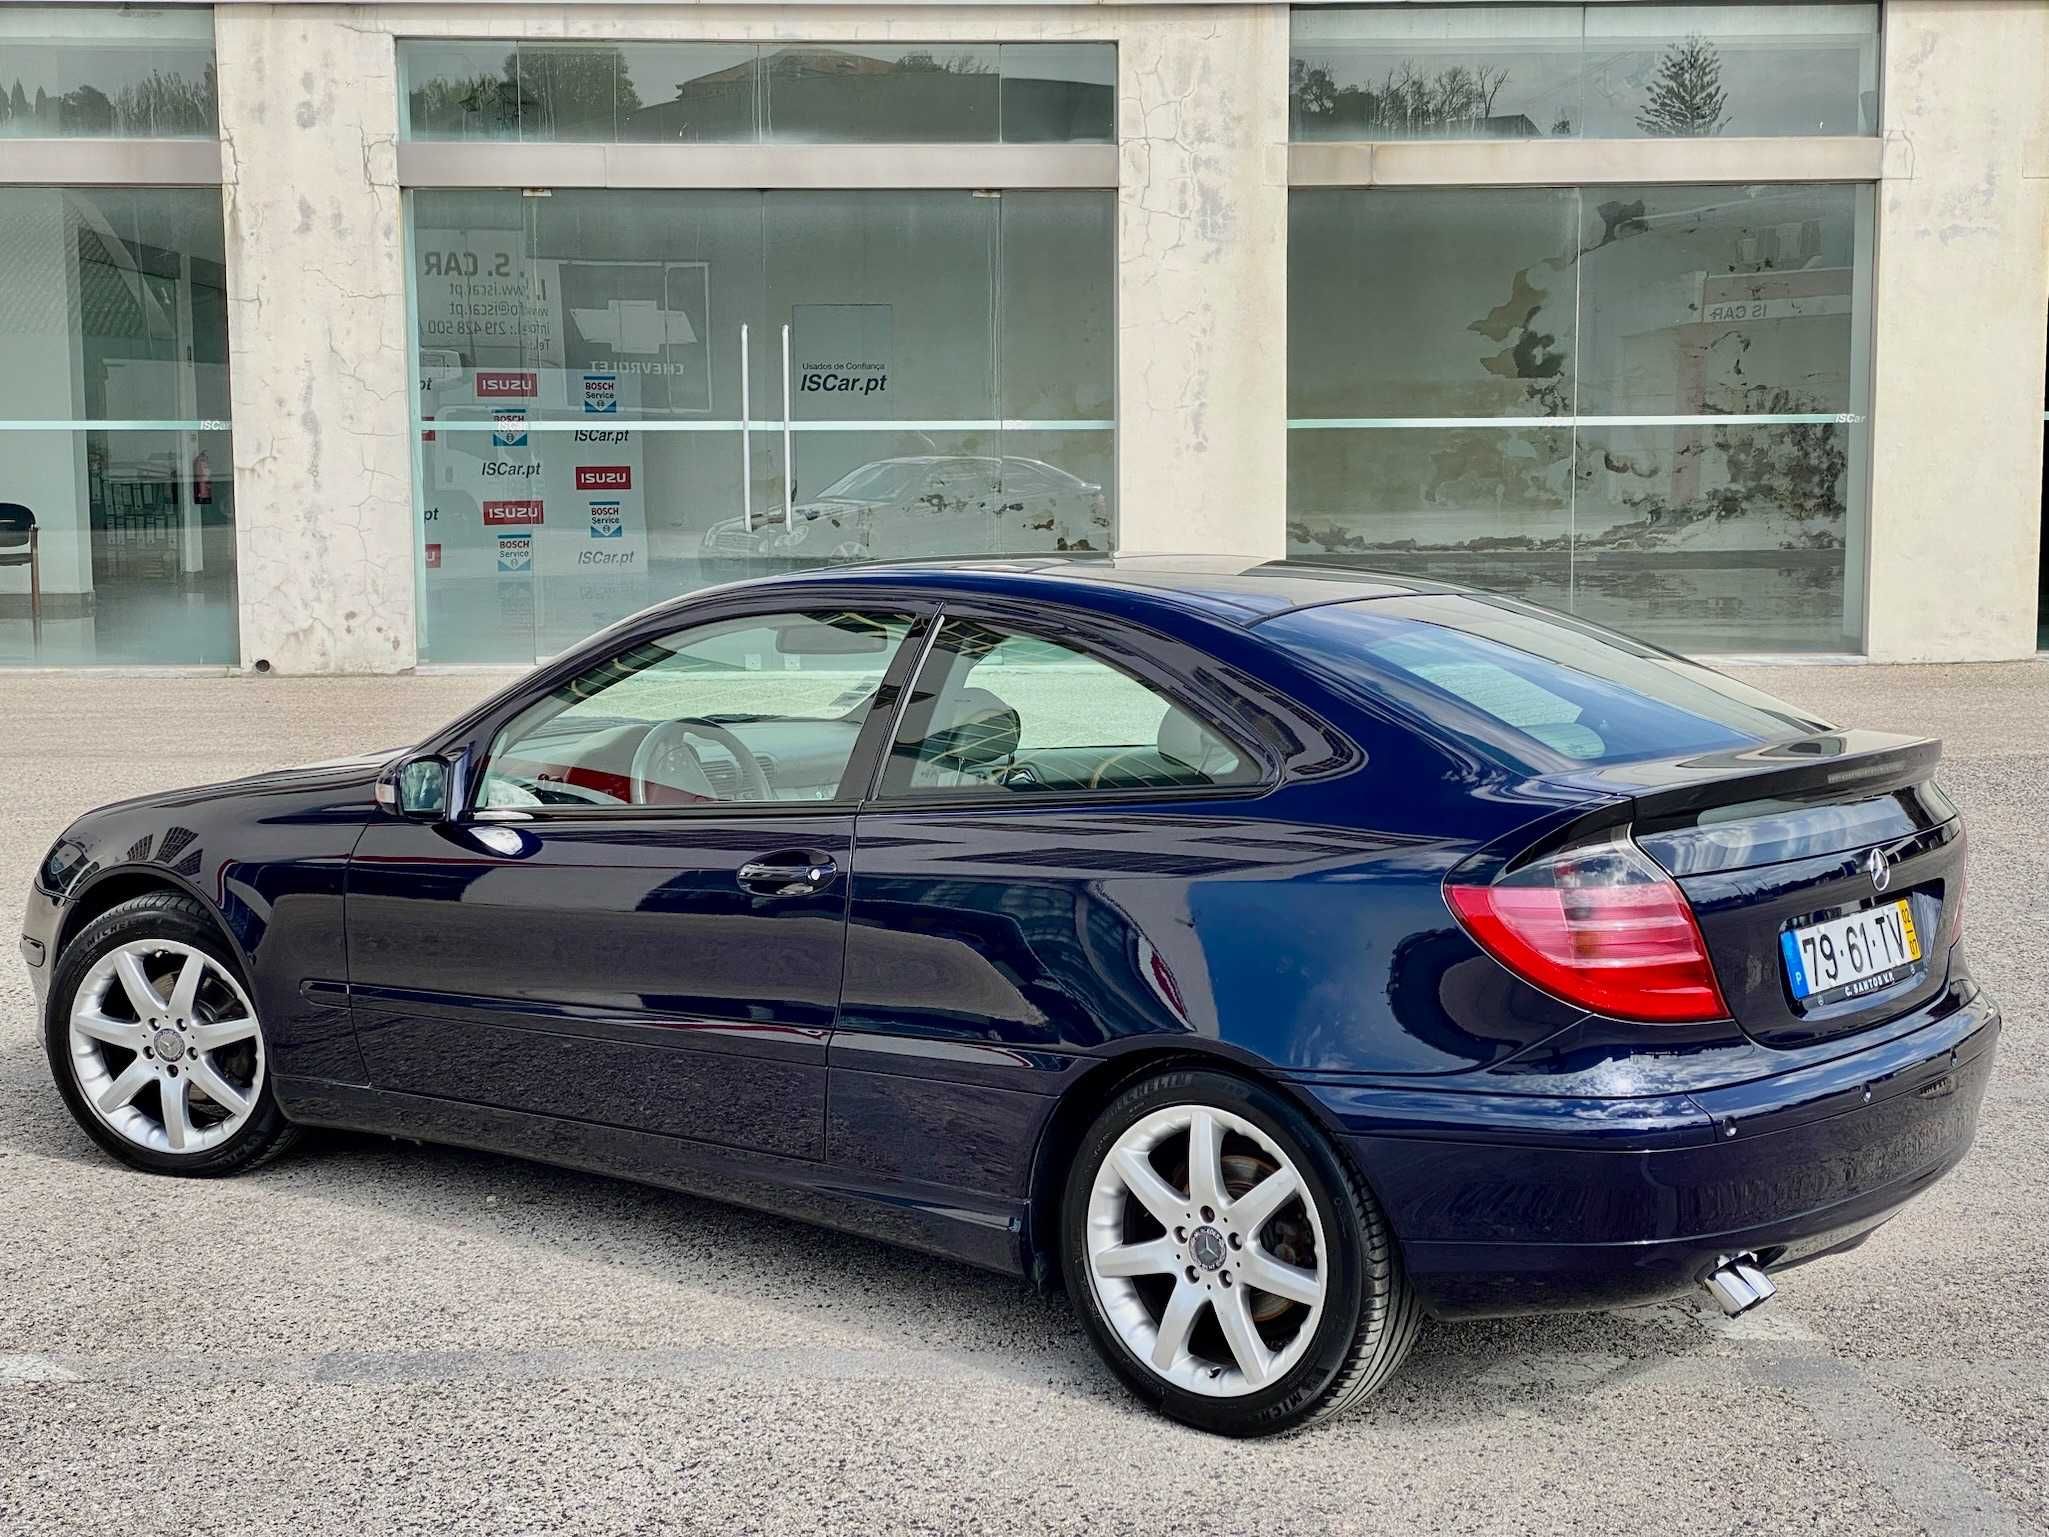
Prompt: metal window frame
<box><xmin>0</xmin><ymin>139</ymin><xmax>223</xmax><ymax>185</ymax></box>
<box><xmin>395</xmin><ymin>140</ymin><xmax>1116</xmax><ymax>191</ymax></box>
<box><xmin>1288</xmin><ymin>136</ymin><xmax>1885</xmax><ymax>189</ymax></box>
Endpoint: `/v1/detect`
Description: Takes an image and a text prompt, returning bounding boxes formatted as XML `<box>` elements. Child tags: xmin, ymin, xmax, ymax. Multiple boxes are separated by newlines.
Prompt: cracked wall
<box><xmin>217</xmin><ymin>4</ymin><xmax>417</xmax><ymax>673</ymax></box>
<box><xmin>1113</xmin><ymin>6</ymin><xmax>1288</xmax><ymax>555</ymax></box>
<box><xmin>1865</xmin><ymin>0</ymin><xmax>2049</xmax><ymax>661</ymax></box>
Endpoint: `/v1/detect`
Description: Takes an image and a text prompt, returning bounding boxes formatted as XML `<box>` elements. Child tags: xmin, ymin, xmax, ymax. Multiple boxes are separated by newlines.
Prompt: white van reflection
<box><xmin>702</xmin><ymin>455</ymin><xmax>1108</xmax><ymax>569</ymax></box>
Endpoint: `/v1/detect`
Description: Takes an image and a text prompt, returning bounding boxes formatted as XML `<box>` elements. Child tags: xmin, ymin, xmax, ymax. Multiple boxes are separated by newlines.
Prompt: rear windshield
<box><xmin>1258</xmin><ymin>595</ymin><xmax>1824</xmax><ymax>769</ymax></box>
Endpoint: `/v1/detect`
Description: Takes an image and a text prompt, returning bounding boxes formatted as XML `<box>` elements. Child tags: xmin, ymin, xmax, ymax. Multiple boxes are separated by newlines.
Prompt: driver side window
<box><xmin>480</xmin><ymin>610</ymin><xmax>913</xmax><ymax>811</ymax></box>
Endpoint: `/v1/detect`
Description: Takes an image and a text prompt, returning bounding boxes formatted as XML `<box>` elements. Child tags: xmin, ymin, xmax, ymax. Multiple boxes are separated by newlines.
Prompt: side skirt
<box><xmin>274</xmin><ymin>1076</ymin><xmax>1029</xmax><ymax>1276</ymax></box>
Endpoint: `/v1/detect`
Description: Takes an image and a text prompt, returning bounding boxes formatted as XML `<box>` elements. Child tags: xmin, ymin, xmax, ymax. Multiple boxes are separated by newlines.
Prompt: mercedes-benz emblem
<box><xmin>1189</xmin><ymin>1226</ymin><xmax>1227</xmax><ymax>1272</ymax></box>
<box><xmin>1866</xmin><ymin>848</ymin><xmax>1891</xmax><ymax>893</ymax></box>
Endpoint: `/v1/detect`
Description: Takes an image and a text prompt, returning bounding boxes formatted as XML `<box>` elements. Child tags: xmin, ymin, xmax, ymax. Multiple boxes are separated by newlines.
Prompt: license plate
<box><xmin>1782</xmin><ymin>899</ymin><xmax>1922</xmax><ymax>1003</ymax></box>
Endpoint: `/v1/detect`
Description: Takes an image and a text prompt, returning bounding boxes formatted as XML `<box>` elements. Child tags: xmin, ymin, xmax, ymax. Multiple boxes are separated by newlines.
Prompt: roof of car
<box><xmin>701</xmin><ymin>555</ymin><xmax>1468</xmax><ymax>626</ymax></box>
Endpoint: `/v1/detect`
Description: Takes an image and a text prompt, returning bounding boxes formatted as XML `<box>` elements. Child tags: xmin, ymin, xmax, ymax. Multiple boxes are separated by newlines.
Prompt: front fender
<box><xmin>25</xmin><ymin>760</ymin><xmax>387</xmax><ymax>1085</ymax></box>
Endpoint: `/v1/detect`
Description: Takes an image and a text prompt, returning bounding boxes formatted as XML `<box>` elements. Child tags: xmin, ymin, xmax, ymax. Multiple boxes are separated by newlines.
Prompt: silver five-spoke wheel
<box><xmin>1085</xmin><ymin>1104</ymin><xmax>1327</xmax><ymax>1397</ymax></box>
<box><xmin>68</xmin><ymin>939</ymin><xmax>264</xmax><ymax>1156</ymax></box>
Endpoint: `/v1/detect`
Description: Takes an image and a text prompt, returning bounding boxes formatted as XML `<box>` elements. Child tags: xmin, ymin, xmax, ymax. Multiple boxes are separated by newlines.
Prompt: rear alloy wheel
<box><xmin>45</xmin><ymin>893</ymin><xmax>297</xmax><ymax>1176</ymax></box>
<box><xmin>1062</xmin><ymin>1069</ymin><xmax>1419</xmax><ymax>1436</ymax></box>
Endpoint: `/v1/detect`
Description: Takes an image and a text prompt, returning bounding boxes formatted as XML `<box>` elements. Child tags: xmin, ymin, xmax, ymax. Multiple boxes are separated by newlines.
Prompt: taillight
<box><xmin>1945</xmin><ymin>831</ymin><xmax>1967</xmax><ymax>947</ymax></box>
<box><xmin>1444</xmin><ymin>832</ymin><xmax>1730</xmax><ymax>1024</ymax></box>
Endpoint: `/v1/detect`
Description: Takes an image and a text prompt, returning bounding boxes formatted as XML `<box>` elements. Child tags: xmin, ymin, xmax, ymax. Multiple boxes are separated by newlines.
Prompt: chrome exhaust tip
<box><xmin>1704</xmin><ymin>1257</ymin><xmax>1777</xmax><ymax>1317</ymax></box>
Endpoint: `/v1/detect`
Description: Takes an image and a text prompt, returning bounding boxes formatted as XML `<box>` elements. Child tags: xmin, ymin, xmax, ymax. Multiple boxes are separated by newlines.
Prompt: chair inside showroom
<box><xmin>0</xmin><ymin>503</ymin><xmax>39</xmax><ymax>652</ymax></box>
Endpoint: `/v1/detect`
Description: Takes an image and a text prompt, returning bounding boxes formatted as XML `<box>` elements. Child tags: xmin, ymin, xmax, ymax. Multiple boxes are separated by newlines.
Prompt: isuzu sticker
<box><xmin>476</xmin><ymin>371</ymin><xmax>537</xmax><ymax>399</ymax></box>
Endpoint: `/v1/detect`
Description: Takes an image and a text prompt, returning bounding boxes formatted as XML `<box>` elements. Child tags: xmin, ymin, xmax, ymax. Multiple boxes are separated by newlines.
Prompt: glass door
<box><xmin>413</xmin><ymin>186</ymin><xmax>1117</xmax><ymax>663</ymax></box>
<box><xmin>412</xmin><ymin>188</ymin><xmax>770</xmax><ymax>663</ymax></box>
<box><xmin>527</xmin><ymin>190</ymin><xmax>768</xmax><ymax>658</ymax></box>
<box><xmin>764</xmin><ymin>190</ymin><xmax>1001</xmax><ymax>567</ymax></box>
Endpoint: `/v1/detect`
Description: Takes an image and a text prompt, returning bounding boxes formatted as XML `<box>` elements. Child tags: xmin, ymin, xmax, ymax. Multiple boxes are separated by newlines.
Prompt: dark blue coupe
<box><xmin>25</xmin><ymin>558</ymin><xmax>1996</xmax><ymax>1436</ymax></box>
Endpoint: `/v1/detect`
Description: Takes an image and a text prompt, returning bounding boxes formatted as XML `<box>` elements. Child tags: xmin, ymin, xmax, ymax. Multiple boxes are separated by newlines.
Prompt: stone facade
<box><xmin>10</xmin><ymin>1</ymin><xmax>2042</xmax><ymax>668</ymax></box>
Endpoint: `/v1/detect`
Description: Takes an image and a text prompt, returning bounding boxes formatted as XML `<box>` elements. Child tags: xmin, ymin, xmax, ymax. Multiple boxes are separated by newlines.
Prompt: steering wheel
<box><xmin>629</xmin><ymin>719</ymin><xmax>774</xmax><ymax>805</ymax></box>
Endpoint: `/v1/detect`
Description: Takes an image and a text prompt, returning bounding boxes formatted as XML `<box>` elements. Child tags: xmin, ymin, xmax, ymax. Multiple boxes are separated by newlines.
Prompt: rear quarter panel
<box><xmin>830</xmin><ymin>619</ymin><xmax>1597</xmax><ymax>1206</ymax></box>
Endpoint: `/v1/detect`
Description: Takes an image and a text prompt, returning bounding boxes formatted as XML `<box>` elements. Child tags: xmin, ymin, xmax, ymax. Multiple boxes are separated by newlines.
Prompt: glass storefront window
<box><xmin>400</xmin><ymin>41</ymin><xmax>1115</xmax><ymax>144</ymax></box>
<box><xmin>1290</xmin><ymin>4</ymin><xmax>1878</xmax><ymax>141</ymax></box>
<box><xmin>408</xmin><ymin>187</ymin><xmax>1115</xmax><ymax>663</ymax></box>
<box><xmin>1288</xmin><ymin>183</ymin><xmax>1875</xmax><ymax>653</ymax></box>
<box><xmin>764</xmin><ymin>45</ymin><xmax>1001</xmax><ymax>142</ymax></box>
<box><xmin>0</xmin><ymin>6</ymin><xmax>216</xmax><ymax>138</ymax></box>
<box><xmin>0</xmin><ymin>187</ymin><xmax>237</xmax><ymax>664</ymax></box>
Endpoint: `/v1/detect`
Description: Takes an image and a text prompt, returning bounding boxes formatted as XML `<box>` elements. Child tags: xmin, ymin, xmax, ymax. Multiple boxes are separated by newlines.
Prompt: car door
<box><xmin>831</xmin><ymin>606</ymin><xmax>1277</xmax><ymax>1203</ymax></box>
<box><xmin>345</xmin><ymin>604</ymin><xmax>925</xmax><ymax>1159</ymax></box>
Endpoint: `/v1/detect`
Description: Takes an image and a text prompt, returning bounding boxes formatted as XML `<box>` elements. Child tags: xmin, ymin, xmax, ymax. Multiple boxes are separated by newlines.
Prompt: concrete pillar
<box><xmin>1113</xmin><ymin>5</ymin><xmax>1288</xmax><ymax>559</ymax></box>
<box><xmin>215</xmin><ymin>5</ymin><xmax>416</xmax><ymax>673</ymax></box>
<box><xmin>1864</xmin><ymin>0</ymin><xmax>2049</xmax><ymax>661</ymax></box>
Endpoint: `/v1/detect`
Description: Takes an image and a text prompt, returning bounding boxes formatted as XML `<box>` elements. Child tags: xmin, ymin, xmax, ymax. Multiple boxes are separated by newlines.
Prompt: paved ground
<box><xmin>2</xmin><ymin>661</ymin><xmax>2045</xmax><ymax>1537</ymax></box>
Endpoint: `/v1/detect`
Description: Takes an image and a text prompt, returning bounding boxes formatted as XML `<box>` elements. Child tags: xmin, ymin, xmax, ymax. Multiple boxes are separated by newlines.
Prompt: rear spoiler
<box><xmin>1551</xmin><ymin>730</ymin><xmax>1942</xmax><ymax>830</ymax></box>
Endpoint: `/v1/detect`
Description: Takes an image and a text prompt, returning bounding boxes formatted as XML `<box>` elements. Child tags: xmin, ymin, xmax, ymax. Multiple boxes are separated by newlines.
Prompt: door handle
<box><xmin>737</xmin><ymin>850</ymin><xmax>838</xmax><ymax>896</ymax></box>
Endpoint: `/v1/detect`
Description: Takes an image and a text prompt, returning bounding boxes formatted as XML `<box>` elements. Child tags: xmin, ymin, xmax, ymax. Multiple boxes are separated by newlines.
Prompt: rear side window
<box><xmin>880</xmin><ymin>619</ymin><xmax>1261</xmax><ymax>797</ymax></box>
<box><xmin>1259</xmin><ymin>595</ymin><xmax>1822</xmax><ymax>769</ymax></box>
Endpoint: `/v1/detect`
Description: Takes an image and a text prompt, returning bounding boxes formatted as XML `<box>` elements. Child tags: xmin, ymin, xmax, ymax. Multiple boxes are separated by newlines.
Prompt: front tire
<box><xmin>1061</xmin><ymin>1068</ymin><xmax>1420</xmax><ymax>1436</ymax></box>
<box><xmin>44</xmin><ymin>892</ymin><xmax>297</xmax><ymax>1176</ymax></box>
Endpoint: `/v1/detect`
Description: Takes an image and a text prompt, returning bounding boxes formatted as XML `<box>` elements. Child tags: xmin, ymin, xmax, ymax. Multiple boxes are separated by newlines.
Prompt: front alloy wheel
<box><xmin>45</xmin><ymin>892</ymin><xmax>297</xmax><ymax>1176</ymax></box>
<box><xmin>1063</xmin><ymin>1069</ymin><xmax>1419</xmax><ymax>1436</ymax></box>
<box><xmin>70</xmin><ymin>939</ymin><xmax>262</xmax><ymax>1155</ymax></box>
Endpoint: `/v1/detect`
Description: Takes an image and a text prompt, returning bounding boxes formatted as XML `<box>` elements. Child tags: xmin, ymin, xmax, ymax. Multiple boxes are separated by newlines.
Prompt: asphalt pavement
<box><xmin>2</xmin><ymin>660</ymin><xmax>2044</xmax><ymax>1537</ymax></box>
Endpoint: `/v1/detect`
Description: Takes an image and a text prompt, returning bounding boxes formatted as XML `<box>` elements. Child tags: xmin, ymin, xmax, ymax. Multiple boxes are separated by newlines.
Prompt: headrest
<box><xmin>927</xmin><ymin>686</ymin><xmax>1021</xmax><ymax>769</ymax></box>
<box><xmin>1157</xmin><ymin>704</ymin><xmax>1228</xmax><ymax>775</ymax></box>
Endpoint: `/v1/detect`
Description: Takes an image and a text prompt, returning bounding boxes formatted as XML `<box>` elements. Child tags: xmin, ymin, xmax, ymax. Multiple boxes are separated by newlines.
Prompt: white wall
<box><xmin>1113</xmin><ymin>5</ymin><xmax>1288</xmax><ymax>557</ymax></box>
<box><xmin>215</xmin><ymin>4</ymin><xmax>418</xmax><ymax>673</ymax></box>
<box><xmin>1864</xmin><ymin>0</ymin><xmax>2049</xmax><ymax>661</ymax></box>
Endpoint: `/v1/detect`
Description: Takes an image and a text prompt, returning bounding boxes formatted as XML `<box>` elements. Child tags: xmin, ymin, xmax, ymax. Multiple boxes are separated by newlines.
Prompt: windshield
<box><xmin>1259</xmin><ymin>594</ymin><xmax>1824</xmax><ymax>769</ymax></box>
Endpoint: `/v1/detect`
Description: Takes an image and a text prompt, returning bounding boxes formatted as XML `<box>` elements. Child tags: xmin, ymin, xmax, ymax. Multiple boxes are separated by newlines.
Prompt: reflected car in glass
<box><xmin>701</xmin><ymin>455</ymin><xmax>1108</xmax><ymax>573</ymax></box>
<box><xmin>23</xmin><ymin>558</ymin><xmax>1996</xmax><ymax>1436</ymax></box>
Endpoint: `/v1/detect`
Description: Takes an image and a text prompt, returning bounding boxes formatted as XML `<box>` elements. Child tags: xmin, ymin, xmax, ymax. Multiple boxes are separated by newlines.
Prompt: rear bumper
<box><xmin>1302</xmin><ymin>991</ymin><xmax>1999</xmax><ymax>1320</ymax></box>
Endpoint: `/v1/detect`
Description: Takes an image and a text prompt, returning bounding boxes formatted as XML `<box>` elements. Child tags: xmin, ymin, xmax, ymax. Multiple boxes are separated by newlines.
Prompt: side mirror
<box><xmin>377</xmin><ymin>754</ymin><xmax>453</xmax><ymax>820</ymax></box>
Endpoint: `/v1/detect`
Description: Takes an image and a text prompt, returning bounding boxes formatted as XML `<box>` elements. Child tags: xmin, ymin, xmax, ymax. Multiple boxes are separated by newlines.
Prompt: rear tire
<box><xmin>1061</xmin><ymin>1067</ymin><xmax>1420</xmax><ymax>1436</ymax></box>
<box><xmin>44</xmin><ymin>892</ymin><xmax>298</xmax><ymax>1177</ymax></box>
